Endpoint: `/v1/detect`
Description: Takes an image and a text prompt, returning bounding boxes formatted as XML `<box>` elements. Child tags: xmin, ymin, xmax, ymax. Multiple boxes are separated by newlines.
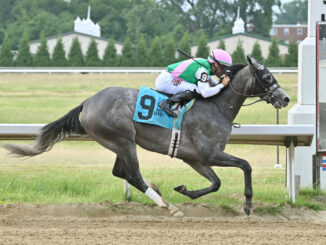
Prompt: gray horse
<box><xmin>4</xmin><ymin>56</ymin><xmax>289</xmax><ymax>216</ymax></box>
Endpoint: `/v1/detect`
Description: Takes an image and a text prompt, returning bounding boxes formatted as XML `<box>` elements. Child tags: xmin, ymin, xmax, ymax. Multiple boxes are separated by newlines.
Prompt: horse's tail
<box><xmin>3</xmin><ymin>104</ymin><xmax>86</xmax><ymax>157</ymax></box>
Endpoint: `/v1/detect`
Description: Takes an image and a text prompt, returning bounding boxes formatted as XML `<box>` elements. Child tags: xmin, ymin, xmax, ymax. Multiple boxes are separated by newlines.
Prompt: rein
<box><xmin>227</xmin><ymin>65</ymin><xmax>278</xmax><ymax>106</ymax></box>
<box><xmin>227</xmin><ymin>67</ymin><xmax>270</xmax><ymax>98</ymax></box>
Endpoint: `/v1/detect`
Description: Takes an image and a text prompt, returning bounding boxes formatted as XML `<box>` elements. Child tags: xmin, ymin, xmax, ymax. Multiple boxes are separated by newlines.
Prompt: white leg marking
<box><xmin>145</xmin><ymin>187</ymin><xmax>167</xmax><ymax>207</ymax></box>
<box><xmin>145</xmin><ymin>187</ymin><xmax>184</xmax><ymax>217</ymax></box>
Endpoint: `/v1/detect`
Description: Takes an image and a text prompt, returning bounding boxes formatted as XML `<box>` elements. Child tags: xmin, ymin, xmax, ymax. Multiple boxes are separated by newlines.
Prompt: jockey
<box><xmin>156</xmin><ymin>49</ymin><xmax>232</xmax><ymax>117</ymax></box>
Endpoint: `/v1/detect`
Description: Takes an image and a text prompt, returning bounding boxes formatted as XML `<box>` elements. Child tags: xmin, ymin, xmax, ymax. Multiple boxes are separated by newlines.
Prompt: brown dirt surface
<box><xmin>1</xmin><ymin>202</ymin><xmax>326</xmax><ymax>245</ymax></box>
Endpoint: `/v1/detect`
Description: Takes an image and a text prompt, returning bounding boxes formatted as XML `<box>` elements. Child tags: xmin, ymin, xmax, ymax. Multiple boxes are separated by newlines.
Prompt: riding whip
<box><xmin>177</xmin><ymin>48</ymin><xmax>226</xmax><ymax>76</ymax></box>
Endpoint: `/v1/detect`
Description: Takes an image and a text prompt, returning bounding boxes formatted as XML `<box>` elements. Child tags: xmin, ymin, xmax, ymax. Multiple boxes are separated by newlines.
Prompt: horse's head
<box><xmin>247</xmin><ymin>55</ymin><xmax>290</xmax><ymax>109</ymax></box>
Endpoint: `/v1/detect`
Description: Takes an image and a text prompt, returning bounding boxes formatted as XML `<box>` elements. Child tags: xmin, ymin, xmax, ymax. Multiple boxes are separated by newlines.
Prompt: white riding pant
<box><xmin>155</xmin><ymin>70</ymin><xmax>198</xmax><ymax>94</ymax></box>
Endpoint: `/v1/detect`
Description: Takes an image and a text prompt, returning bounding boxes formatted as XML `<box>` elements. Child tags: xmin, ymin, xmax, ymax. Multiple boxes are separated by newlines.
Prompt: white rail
<box><xmin>0</xmin><ymin>123</ymin><xmax>313</xmax><ymax>146</ymax></box>
<box><xmin>0</xmin><ymin>123</ymin><xmax>313</xmax><ymax>203</ymax></box>
<box><xmin>0</xmin><ymin>67</ymin><xmax>298</xmax><ymax>74</ymax></box>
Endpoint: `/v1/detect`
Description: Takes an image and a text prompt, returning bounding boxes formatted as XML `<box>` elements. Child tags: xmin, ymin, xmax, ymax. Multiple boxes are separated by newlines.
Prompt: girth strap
<box><xmin>168</xmin><ymin>104</ymin><xmax>181</xmax><ymax>158</ymax></box>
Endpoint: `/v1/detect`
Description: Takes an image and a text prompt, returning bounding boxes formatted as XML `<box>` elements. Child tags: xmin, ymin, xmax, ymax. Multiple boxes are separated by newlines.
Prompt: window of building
<box><xmin>284</xmin><ymin>28</ymin><xmax>289</xmax><ymax>36</ymax></box>
<box><xmin>297</xmin><ymin>28</ymin><xmax>303</xmax><ymax>36</ymax></box>
<box><xmin>269</xmin><ymin>28</ymin><xmax>277</xmax><ymax>36</ymax></box>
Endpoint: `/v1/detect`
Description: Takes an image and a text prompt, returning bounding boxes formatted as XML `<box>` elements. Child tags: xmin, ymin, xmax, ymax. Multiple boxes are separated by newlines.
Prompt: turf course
<box><xmin>0</xmin><ymin>73</ymin><xmax>324</xmax><ymax>211</ymax></box>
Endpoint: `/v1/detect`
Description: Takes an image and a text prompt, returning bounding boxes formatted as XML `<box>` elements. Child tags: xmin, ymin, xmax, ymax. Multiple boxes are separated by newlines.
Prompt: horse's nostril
<box><xmin>284</xmin><ymin>97</ymin><xmax>290</xmax><ymax>103</ymax></box>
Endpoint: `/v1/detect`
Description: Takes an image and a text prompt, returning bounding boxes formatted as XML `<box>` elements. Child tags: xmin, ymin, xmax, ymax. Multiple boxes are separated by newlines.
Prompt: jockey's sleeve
<box><xmin>208</xmin><ymin>76</ymin><xmax>219</xmax><ymax>86</ymax></box>
<box><xmin>195</xmin><ymin>67</ymin><xmax>210</xmax><ymax>82</ymax></box>
<box><xmin>197</xmin><ymin>81</ymin><xmax>224</xmax><ymax>98</ymax></box>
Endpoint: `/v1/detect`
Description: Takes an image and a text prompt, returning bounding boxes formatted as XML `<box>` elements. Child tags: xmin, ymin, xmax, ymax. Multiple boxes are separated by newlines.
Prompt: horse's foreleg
<box><xmin>208</xmin><ymin>151</ymin><xmax>253</xmax><ymax>215</ymax></box>
<box><xmin>174</xmin><ymin>161</ymin><xmax>221</xmax><ymax>199</ymax></box>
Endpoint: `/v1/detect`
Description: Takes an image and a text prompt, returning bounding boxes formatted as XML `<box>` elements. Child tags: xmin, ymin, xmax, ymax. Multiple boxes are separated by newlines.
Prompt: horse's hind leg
<box><xmin>113</xmin><ymin>157</ymin><xmax>162</xmax><ymax>196</ymax></box>
<box><xmin>111</xmin><ymin>144</ymin><xmax>183</xmax><ymax>216</ymax></box>
<box><xmin>174</xmin><ymin>160</ymin><xmax>221</xmax><ymax>199</ymax></box>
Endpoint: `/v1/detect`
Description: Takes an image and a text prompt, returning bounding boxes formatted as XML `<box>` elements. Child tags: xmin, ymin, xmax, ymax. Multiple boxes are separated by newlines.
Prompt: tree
<box><xmin>163</xmin><ymin>35</ymin><xmax>176</xmax><ymax>66</ymax></box>
<box><xmin>172</xmin><ymin>24</ymin><xmax>186</xmax><ymax>43</ymax></box>
<box><xmin>275</xmin><ymin>0</ymin><xmax>307</xmax><ymax>24</ymax></box>
<box><xmin>160</xmin><ymin>0</ymin><xmax>281</xmax><ymax>37</ymax></box>
<box><xmin>0</xmin><ymin>33</ymin><xmax>14</xmax><ymax>66</ymax></box>
<box><xmin>149</xmin><ymin>37</ymin><xmax>162</xmax><ymax>67</ymax></box>
<box><xmin>0</xmin><ymin>0</ymin><xmax>283</xmax><ymax>50</ymax></box>
<box><xmin>125</xmin><ymin>0</ymin><xmax>176</xmax><ymax>41</ymax></box>
<box><xmin>85</xmin><ymin>39</ymin><xmax>101</xmax><ymax>67</ymax></box>
<box><xmin>1</xmin><ymin>0</ymin><xmax>283</xmax><ymax>48</ymax></box>
<box><xmin>94</xmin><ymin>0</ymin><xmax>134</xmax><ymax>42</ymax></box>
<box><xmin>2</xmin><ymin>0</ymin><xmax>132</xmax><ymax>47</ymax></box>
<box><xmin>218</xmin><ymin>39</ymin><xmax>226</xmax><ymax>50</ymax></box>
<box><xmin>196</xmin><ymin>31</ymin><xmax>209</xmax><ymax>58</ymax></box>
<box><xmin>5</xmin><ymin>5</ymin><xmax>73</xmax><ymax>49</ymax></box>
<box><xmin>103</xmin><ymin>37</ymin><xmax>118</xmax><ymax>67</ymax></box>
<box><xmin>284</xmin><ymin>41</ymin><xmax>298</xmax><ymax>67</ymax></box>
<box><xmin>250</xmin><ymin>41</ymin><xmax>264</xmax><ymax>63</ymax></box>
<box><xmin>68</xmin><ymin>37</ymin><xmax>84</xmax><ymax>67</ymax></box>
<box><xmin>265</xmin><ymin>39</ymin><xmax>282</xmax><ymax>67</ymax></box>
<box><xmin>160</xmin><ymin>0</ymin><xmax>229</xmax><ymax>37</ymax></box>
<box><xmin>52</xmin><ymin>38</ymin><xmax>67</xmax><ymax>67</ymax></box>
<box><xmin>34</xmin><ymin>33</ymin><xmax>51</xmax><ymax>67</ymax></box>
<box><xmin>245</xmin><ymin>0</ymin><xmax>280</xmax><ymax>37</ymax></box>
<box><xmin>177</xmin><ymin>32</ymin><xmax>191</xmax><ymax>61</ymax></box>
<box><xmin>16</xmin><ymin>32</ymin><xmax>33</xmax><ymax>66</ymax></box>
<box><xmin>120</xmin><ymin>36</ymin><xmax>133</xmax><ymax>67</ymax></box>
<box><xmin>135</xmin><ymin>35</ymin><xmax>148</xmax><ymax>67</ymax></box>
<box><xmin>231</xmin><ymin>40</ymin><xmax>246</xmax><ymax>64</ymax></box>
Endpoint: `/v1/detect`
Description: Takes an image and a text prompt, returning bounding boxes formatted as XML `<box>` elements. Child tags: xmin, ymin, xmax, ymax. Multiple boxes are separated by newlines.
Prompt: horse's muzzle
<box><xmin>272</xmin><ymin>88</ymin><xmax>290</xmax><ymax>108</ymax></box>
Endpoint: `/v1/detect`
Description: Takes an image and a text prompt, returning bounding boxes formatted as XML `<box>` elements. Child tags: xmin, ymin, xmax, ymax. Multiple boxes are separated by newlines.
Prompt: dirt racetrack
<box><xmin>1</xmin><ymin>202</ymin><xmax>326</xmax><ymax>245</ymax></box>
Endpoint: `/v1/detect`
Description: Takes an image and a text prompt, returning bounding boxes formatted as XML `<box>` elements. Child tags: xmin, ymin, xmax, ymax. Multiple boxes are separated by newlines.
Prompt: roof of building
<box><xmin>29</xmin><ymin>31</ymin><xmax>123</xmax><ymax>45</ymax></box>
<box><xmin>272</xmin><ymin>24</ymin><xmax>308</xmax><ymax>28</ymax></box>
<box><xmin>196</xmin><ymin>32</ymin><xmax>288</xmax><ymax>47</ymax></box>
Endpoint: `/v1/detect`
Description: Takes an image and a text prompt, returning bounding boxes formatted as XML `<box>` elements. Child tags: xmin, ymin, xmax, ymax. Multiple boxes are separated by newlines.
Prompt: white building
<box><xmin>29</xmin><ymin>6</ymin><xmax>122</xmax><ymax>59</ymax></box>
<box><xmin>191</xmin><ymin>33</ymin><xmax>288</xmax><ymax>60</ymax></box>
<box><xmin>30</xmin><ymin>32</ymin><xmax>122</xmax><ymax>59</ymax></box>
<box><xmin>74</xmin><ymin>6</ymin><xmax>101</xmax><ymax>38</ymax></box>
<box><xmin>232</xmin><ymin>7</ymin><xmax>245</xmax><ymax>34</ymax></box>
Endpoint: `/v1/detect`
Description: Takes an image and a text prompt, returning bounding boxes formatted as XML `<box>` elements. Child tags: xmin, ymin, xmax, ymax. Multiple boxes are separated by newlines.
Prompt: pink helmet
<box><xmin>207</xmin><ymin>49</ymin><xmax>232</xmax><ymax>66</ymax></box>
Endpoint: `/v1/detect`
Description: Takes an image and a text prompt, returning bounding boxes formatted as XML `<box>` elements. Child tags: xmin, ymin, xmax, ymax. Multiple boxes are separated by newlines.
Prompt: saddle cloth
<box><xmin>133</xmin><ymin>86</ymin><xmax>194</xmax><ymax>130</ymax></box>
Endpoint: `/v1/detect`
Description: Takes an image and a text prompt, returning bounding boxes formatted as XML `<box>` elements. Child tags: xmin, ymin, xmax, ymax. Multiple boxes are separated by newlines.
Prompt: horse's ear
<box><xmin>247</xmin><ymin>55</ymin><xmax>259</xmax><ymax>66</ymax></box>
<box><xmin>247</xmin><ymin>55</ymin><xmax>263</xmax><ymax>70</ymax></box>
<box><xmin>247</xmin><ymin>55</ymin><xmax>253</xmax><ymax>65</ymax></box>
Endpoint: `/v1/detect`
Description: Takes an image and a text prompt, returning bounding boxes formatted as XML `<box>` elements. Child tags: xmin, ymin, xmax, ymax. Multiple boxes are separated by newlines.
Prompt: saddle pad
<box><xmin>133</xmin><ymin>86</ymin><xmax>173</xmax><ymax>129</ymax></box>
<box><xmin>174</xmin><ymin>99</ymin><xmax>195</xmax><ymax>130</ymax></box>
<box><xmin>133</xmin><ymin>86</ymin><xmax>195</xmax><ymax>130</ymax></box>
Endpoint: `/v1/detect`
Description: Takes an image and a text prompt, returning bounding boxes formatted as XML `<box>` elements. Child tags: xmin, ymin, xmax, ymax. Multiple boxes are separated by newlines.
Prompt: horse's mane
<box><xmin>225</xmin><ymin>63</ymin><xmax>247</xmax><ymax>80</ymax></box>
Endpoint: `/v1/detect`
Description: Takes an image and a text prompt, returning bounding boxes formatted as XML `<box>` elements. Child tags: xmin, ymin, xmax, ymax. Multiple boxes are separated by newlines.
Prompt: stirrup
<box><xmin>159</xmin><ymin>101</ymin><xmax>177</xmax><ymax>117</ymax></box>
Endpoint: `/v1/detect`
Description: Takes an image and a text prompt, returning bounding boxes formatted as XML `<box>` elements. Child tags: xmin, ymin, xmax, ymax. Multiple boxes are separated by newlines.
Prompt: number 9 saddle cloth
<box><xmin>133</xmin><ymin>86</ymin><xmax>194</xmax><ymax>130</ymax></box>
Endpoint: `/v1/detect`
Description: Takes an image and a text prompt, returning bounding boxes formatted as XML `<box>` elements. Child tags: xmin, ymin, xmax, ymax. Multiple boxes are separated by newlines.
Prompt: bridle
<box><xmin>227</xmin><ymin>64</ymin><xmax>280</xmax><ymax>106</ymax></box>
<box><xmin>209</xmin><ymin>52</ymin><xmax>276</xmax><ymax>98</ymax></box>
<box><xmin>210</xmin><ymin>53</ymin><xmax>280</xmax><ymax>106</ymax></box>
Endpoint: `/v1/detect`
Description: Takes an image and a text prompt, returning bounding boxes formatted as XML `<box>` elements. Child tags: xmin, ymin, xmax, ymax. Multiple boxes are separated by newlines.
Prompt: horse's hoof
<box><xmin>243</xmin><ymin>207</ymin><xmax>251</xmax><ymax>216</ymax></box>
<box><xmin>174</xmin><ymin>184</ymin><xmax>186</xmax><ymax>193</ymax></box>
<box><xmin>172</xmin><ymin>210</ymin><xmax>184</xmax><ymax>217</ymax></box>
<box><xmin>168</xmin><ymin>203</ymin><xmax>183</xmax><ymax>217</ymax></box>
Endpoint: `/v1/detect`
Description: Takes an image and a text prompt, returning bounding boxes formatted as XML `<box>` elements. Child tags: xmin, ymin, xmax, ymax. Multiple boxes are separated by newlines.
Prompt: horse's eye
<box><xmin>263</xmin><ymin>74</ymin><xmax>273</xmax><ymax>84</ymax></box>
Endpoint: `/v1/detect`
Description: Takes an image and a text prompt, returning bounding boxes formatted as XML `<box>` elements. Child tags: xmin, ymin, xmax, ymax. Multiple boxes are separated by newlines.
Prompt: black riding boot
<box><xmin>159</xmin><ymin>90</ymin><xmax>194</xmax><ymax>117</ymax></box>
